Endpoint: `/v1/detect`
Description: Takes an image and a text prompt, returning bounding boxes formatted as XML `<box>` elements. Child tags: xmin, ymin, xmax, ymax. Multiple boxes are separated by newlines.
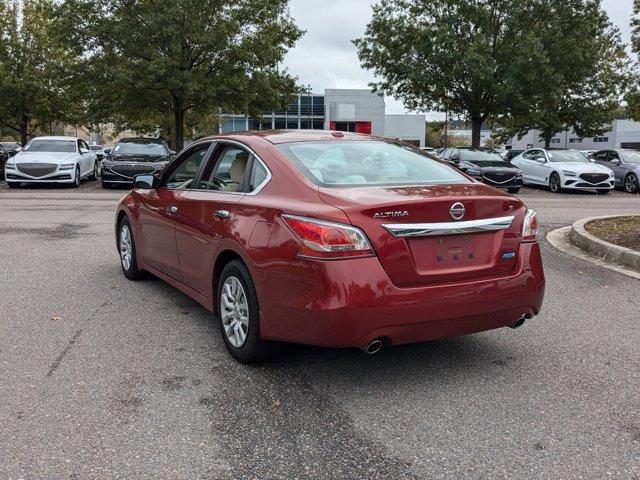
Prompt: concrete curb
<box><xmin>569</xmin><ymin>215</ymin><xmax>640</xmax><ymax>272</ymax></box>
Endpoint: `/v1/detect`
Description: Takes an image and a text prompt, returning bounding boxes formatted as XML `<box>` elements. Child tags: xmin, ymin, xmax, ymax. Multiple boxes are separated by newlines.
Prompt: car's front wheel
<box><xmin>507</xmin><ymin>187</ymin><xmax>521</xmax><ymax>194</ymax></box>
<box><xmin>119</xmin><ymin>217</ymin><xmax>145</xmax><ymax>280</ymax></box>
<box><xmin>549</xmin><ymin>172</ymin><xmax>562</xmax><ymax>193</ymax></box>
<box><xmin>90</xmin><ymin>160</ymin><xmax>99</xmax><ymax>181</ymax></box>
<box><xmin>217</xmin><ymin>260</ymin><xmax>279</xmax><ymax>363</ymax></box>
<box><xmin>624</xmin><ymin>173</ymin><xmax>638</xmax><ymax>193</ymax></box>
<box><xmin>72</xmin><ymin>165</ymin><xmax>80</xmax><ymax>188</ymax></box>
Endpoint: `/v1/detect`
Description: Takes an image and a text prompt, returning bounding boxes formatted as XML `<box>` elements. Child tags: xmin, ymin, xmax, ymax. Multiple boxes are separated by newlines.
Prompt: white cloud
<box><xmin>283</xmin><ymin>0</ymin><xmax>635</xmax><ymax>117</ymax></box>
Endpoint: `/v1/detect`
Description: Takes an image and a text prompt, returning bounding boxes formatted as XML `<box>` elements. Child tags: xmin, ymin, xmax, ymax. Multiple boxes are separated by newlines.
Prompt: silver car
<box><xmin>590</xmin><ymin>149</ymin><xmax>640</xmax><ymax>193</ymax></box>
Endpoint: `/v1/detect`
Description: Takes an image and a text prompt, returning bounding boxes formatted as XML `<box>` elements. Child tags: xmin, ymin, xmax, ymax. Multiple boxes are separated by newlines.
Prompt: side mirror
<box><xmin>133</xmin><ymin>174</ymin><xmax>159</xmax><ymax>189</ymax></box>
<box><xmin>610</xmin><ymin>158</ymin><xmax>621</xmax><ymax>165</ymax></box>
<box><xmin>170</xmin><ymin>150</ymin><xmax>176</xmax><ymax>156</ymax></box>
<box><xmin>535</xmin><ymin>157</ymin><xmax>546</xmax><ymax>163</ymax></box>
<box><xmin>80</xmin><ymin>147</ymin><xmax>90</xmax><ymax>154</ymax></box>
<box><xmin>104</xmin><ymin>148</ymin><xmax>111</xmax><ymax>155</ymax></box>
<box><xmin>15</xmin><ymin>146</ymin><xmax>22</xmax><ymax>152</ymax></box>
<box><xmin>450</xmin><ymin>154</ymin><xmax>460</xmax><ymax>163</ymax></box>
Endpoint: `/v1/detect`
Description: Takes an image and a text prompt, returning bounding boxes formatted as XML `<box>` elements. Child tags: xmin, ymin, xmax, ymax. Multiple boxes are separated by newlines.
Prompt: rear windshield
<box><xmin>277</xmin><ymin>141</ymin><xmax>469</xmax><ymax>187</ymax></box>
<box><xmin>24</xmin><ymin>140</ymin><xmax>76</xmax><ymax>153</ymax></box>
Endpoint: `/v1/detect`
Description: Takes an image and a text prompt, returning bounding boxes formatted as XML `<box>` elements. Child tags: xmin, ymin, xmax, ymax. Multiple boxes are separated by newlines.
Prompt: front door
<box><xmin>137</xmin><ymin>144</ymin><xmax>209</xmax><ymax>280</ymax></box>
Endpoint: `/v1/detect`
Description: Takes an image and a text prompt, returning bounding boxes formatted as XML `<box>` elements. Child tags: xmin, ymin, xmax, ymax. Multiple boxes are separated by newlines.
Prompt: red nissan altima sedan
<box><xmin>115</xmin><ymin>131</ymin><xmax>545</xmax><ymax>363</ymax></box>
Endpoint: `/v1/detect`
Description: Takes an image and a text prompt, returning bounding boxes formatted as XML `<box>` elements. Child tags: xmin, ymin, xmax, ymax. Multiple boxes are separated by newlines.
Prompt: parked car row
<box><xmin>2</xmin><ymin>135</ymin><xmax>174</xmax><ymax>189</ymax></box>
<box><xmin>431</xmin><ymin>146</ymin><xmax>639</xmax><ymax>194</ymax></box>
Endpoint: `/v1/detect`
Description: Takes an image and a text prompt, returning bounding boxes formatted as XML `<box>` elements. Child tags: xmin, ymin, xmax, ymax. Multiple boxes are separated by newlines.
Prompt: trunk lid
<box><xmin>319</xmin><ymin>184</ymin><xmax>527</xmax><ymax>287</ymax></box>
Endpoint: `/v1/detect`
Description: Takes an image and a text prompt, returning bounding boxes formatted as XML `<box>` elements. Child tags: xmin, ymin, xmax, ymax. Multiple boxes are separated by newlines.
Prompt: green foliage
<box><xmin>0</xmin><ymin>0</ymin><xmax>82</xmax><ymax>145</ymax></box>
<box><xmin>59</xmin><ymin>0</ymin><xmax>303</xmax><ymax>149</ymax></box>
<box><xmin>627</xmin><ymin>0</ymin><xmax>640</xmax><ymax>120</ymax></box>
<box><xmin>355</xmin><ymin>0</ymin><xmax>628</xmax><ymax>148</ymax></box>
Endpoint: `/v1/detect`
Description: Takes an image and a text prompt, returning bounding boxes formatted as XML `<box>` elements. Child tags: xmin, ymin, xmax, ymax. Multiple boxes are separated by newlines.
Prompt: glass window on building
<box><xmin>274</xmin><ymin>118</ymin><xmax>286</xmax><ymax>129</ymax></box>
<box><xmin>312</xmin><ymin>96</ymin><xmax>325</xmax><ymax>116</ymax></box>
<box><xmin>249</xmin><ymin>118</ymin><xmax>263</xmax><ymax>130</ymax></box>
<box><xmin>300</xmin><ymin>96</ymin><xmax>312</xmax><ymax>116</ymax></box>
<box><xmin>286</xmin><ymin>99</ymin><xmax>299</xmax><ymax>116</ymax></box>
<box><xmin>313</xmin><ymin>120</ymin><xmax>324</xmax><ymax>130</ymax></box>
<box><xmin>301</xmin><ymin>119</ymin><xmax>312</xmax><ymax>129</ymax></box>
<box><xmin>221</xmin><ymin>118</ymin><xmax>235</xmax><ymax>133</ymax></box>
<box><xmin>287</xmin><ymin>119</ymin><xmax>299</xmax><ymax>129</ymax></box>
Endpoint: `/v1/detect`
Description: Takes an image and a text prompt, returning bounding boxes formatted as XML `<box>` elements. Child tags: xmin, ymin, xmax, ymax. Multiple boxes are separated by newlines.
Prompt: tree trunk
<box><xmin>173</xmin><ymin>99</ymin><xmax>184</xmax><ymax>151</ymax></box>
<box><xmin>20</xmin><ymin>116</ymin><xmax>29</xmax><ymax>147</ymax></box>
<box><xmin>471</xmin><ymin>116</ymin><xmax>483</xmax><ymax>147</ymax></box>
<box><xmin>544</xmin><ymin>137</ymin><xmax>551</xmax><ymax>149</ymax></box>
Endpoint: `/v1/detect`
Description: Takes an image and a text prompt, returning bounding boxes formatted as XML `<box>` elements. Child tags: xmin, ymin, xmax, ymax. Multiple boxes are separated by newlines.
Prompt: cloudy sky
<box><xmin>283</xmin><ymin>0</ymin><xmax>635</xmax><ymax>117</ymax></box>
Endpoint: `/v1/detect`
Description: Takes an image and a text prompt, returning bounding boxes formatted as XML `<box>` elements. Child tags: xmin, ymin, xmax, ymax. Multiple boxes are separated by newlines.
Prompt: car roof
<box><xmin>118</xmin><ymin>137</ymin><xmax>166</xmax><ymax>143</ymax></box>
<box><xmin>198</xmin><ymin>129</ymin><xmax>390</xmax><ymax>146</ymax></box>
<box><xmin>30</xmin><ymin>136</ymin><xmax>79</xmax><ymax>141</ymax></box>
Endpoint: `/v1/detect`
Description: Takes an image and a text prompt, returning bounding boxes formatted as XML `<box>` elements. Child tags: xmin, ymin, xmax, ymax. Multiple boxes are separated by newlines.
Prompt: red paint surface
<box><xmin>117</xmin><ymin>131</ymin><xmax>545</xmax><ymax>348</ymax></box>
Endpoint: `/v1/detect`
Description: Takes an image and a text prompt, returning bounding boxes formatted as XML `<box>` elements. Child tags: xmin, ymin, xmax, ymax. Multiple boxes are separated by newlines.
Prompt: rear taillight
<box><xmin>522</xmin><ymin>209</ymin><xmax>538</xmax><ymax>242</ymax></box>
<box><xmin>282</xmin><ymin>214</ymin><xmax>375</xmax><ymax>259</ymax></box>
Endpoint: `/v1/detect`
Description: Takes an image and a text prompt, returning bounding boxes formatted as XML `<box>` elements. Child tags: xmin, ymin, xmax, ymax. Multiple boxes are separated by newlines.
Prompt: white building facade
<box><xmin>507</xmin><ymin>119</ymin><xmax>640</xmax><ymax>150</ymax></box>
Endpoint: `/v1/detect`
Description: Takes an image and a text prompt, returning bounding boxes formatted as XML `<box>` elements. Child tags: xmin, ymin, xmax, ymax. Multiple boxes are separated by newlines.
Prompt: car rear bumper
<box><xmin>258</xmin><ymin>242</ymin><xmax>545</xmax><ymax>348</ymax></box>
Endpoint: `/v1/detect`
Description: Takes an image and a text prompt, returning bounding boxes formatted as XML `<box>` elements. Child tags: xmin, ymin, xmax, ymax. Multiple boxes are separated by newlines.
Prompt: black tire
<box><xmin>624</xmin><ymin>173</ymin><xmax>639</xmax><ymax>193</ymax></box>
<box><xmin>217</xmin><ymin>260</ymin><xmax>279</xmax><ymax>363</ymax></box>
<box><xmin>549</xmin><ymin>172</ymin><xmax>562</xmax><ymax>193</ymax></box>
<box><xmin>7</xmin><ymin>182</ymin><xmax>20</xmax><ymax>188</ymax></box>
<box><xmin>118</xmin><ymin>216</ymin><xmax>145</xmax><ymax>281</ymax></box>
<box><xmin>507</xmin><ymin>187</ymin><xmax>521</xmax><ymax>194</ymax></box>
<box><xmin>72</xmin><ymin>165</ymin><xmax>80</xmax><ymax>188</ymax></box>
<box><xmin>596</xmin><ymin>189</ymin><xmax>610</xmax><ymax>195</ymax></box>
<box><xmin>89</xmin><ymin>160</ymin><xmax>99</xmax><ymax>181</ymax></box>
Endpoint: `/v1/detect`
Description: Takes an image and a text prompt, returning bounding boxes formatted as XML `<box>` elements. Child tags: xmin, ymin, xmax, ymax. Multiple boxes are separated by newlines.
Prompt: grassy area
<box><xmin>586</xmin><ymin>216</ymin><xmax>640</xmax><ymax>252</ymax></box>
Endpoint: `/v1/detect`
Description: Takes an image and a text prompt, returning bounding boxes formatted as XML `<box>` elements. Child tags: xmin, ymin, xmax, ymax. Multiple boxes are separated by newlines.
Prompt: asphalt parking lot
<box><xmin>1</xmin><ymin>181</ymin><xmax>639</xmax><ymax>479</ymax></box>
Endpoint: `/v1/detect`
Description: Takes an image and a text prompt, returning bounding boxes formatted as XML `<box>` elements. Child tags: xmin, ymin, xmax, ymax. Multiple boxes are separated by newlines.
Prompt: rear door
<box><xmin>607</xmin><ymin>151</ymin><xmax>625</xmax><ymax>186</ymax></box>
<box><xmin>173</xmin><ymin>143</ymin><xmax>252</xmax><ymax>295</ymax></box>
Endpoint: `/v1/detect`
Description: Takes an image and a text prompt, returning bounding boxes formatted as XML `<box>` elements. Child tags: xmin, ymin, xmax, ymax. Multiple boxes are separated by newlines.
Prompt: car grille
<box><xmin>579</xmin><ymin>173</ymin><xmax>609</xmax><ymax>184</ymax></box>
<box><xmin>108</xmin><ymin>164</ymin><xmax>156</xmax><ymax>178</ymax></box>
<box><xmin>16</xmin><ymin>163</ymin><xmax>58</xmax><ymax>178</ymax></box>
<box><xmin>483</xmin><ymin>172</ymin><xmax>517</xmax><ymax>184</ymax></box>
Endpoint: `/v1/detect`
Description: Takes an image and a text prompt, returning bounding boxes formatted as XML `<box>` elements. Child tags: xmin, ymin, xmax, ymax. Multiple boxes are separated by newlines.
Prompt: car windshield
<box><xmin>547</xmin><ymin>150</ymin><xmax>590</xmax><ymax>163</ymax></box>
<box><xmin>113</xmin><ymin>141</ymin><xmax>166</xmax><ymax>156</ymax></box>
<box><xmin>459</xmin><ymin>149</ymin><xmax>505</xmax><ymax>163</ymax></box>
<box><xmin>24</xmin><ymin>139</ymin><xmax>76</xmax><ymax>153</ymax></box>
<box><xmin>277</xmin><ymin>141</ymin><xmax>469</xmax><ymax>186</ymax></box>
<box><xmin>621</xmin><ymin>150</ymin><xmax>640</xmax><ymax>164</ymax></box>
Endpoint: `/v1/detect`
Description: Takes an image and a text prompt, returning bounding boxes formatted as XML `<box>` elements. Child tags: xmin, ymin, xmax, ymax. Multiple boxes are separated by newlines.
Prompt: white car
<box><xmin>4</xmin><ymin>136</ymin><xmax>97</xmax><ymax>188</ymax></box>
<box><xmin>511</xmin><ymin>148</ymin><xmax>614</xmax><ymax>194</ymax></box>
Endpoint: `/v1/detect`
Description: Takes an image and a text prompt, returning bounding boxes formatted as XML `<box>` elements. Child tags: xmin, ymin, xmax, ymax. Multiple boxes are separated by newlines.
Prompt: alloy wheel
<box><xmin>550</xmin><ymin>174</ymin><xmax>560</xmax><ymax>192</ymax></box>
<box><xmin>625</xmin><ymin>174</ymin><xmax>638</xmax><ymax>193</ymax></box>
<box><xmin>120</xmin><ymin>224</ymin><xmax>133</xmax><ymax>270</ymax></box>
<box><xmin>94</xmin><ymin>161</ymin><xmax>100</xmax><ymax>180</ymax></box>
<box><xmin>220</xmin><ymin>276</ymin><xmax>249</xmax><ymax>348</ymax></box>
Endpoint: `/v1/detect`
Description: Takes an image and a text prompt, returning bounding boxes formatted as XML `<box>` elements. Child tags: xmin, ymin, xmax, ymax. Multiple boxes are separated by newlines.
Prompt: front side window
<box><xmin>277</xmin><ymin>140</ymin><xmax>469</xmax><ymax>187</ymax></box>
<box><xmin>592</xmin><ymin>151</ymin><xmax>608</xmax><ymax>161</ymax></box>
<box><xmin>164</xmin><ymin>148</ymin><xmax>208</xmax><ymax>189</ymax></box>
<box><xmin>24</xmin><ymin>139</ymin><xmax>76</xmax><ymax>153</ymax></box>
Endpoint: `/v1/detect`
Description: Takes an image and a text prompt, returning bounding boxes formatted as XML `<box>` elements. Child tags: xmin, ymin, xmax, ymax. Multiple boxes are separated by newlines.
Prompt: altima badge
<box><xmin>449</xmin><ymin>202</ymin><xmax>466</xmax><ymax>220</ymax></box>
<box><xmin>373</xmin><ymin>211</ymin><xmax>409</xmax><ymax>219</ymax></box>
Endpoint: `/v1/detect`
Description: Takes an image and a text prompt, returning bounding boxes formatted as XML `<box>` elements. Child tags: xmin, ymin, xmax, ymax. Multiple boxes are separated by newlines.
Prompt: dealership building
<box><xmin>219</xmin><ymin>88</ymin><xmax>426</xmax><ymax>147</ymax></box>
<box><xmin>507</xmin><ymin>119</ymin><xmax>640</xmax><ymax>150</ymax></box>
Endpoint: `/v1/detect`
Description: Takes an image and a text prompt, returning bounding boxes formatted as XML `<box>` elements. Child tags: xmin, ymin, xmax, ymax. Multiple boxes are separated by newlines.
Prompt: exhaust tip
<box><xmin>363</xmin><ymin>339</ymin><xmax>384</xmax><ymax>355</ymax></box>
<box><xmin>509</xmin><ymin>315</ymin><xmax>529</xmax><ymax>329</ymax></box>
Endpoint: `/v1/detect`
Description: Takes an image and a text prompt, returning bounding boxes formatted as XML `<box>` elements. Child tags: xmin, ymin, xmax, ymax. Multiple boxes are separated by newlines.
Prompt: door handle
<box><xmin>167</xmin><ymin>205</ymin><xmax>178</xmax><ymax>214</ymax></box>
<box><xmin>214</xmin><ymin>209</ymin><xmax>230</xmax><ymax>219</ymax></box>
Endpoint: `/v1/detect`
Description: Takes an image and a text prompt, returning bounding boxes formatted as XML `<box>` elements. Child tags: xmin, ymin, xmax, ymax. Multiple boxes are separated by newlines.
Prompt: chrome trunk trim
<box><xmin>383</xmin><ymin>215</ymin><xmax>515</xmax><ymax>237</ymax></box>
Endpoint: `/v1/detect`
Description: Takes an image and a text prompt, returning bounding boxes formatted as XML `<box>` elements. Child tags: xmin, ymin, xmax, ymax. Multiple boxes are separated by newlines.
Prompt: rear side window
<box><xmin>277</xmin><ymin>141</ymin><xmax>469</xmax><ymax>187</ymax></box>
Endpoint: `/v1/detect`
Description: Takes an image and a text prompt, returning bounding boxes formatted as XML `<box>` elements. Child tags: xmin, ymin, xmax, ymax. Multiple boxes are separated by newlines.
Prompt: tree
<box><xmin>0</xmin><ymin>0</ymin><xmax>82</xmax><ymax>145</ymax></box>
<box><xmin>498</xmin><ymin>0</ymin><xmax>628</xmax><ymax>148</ymax></box>
<box><xmin>626</xmin><ymin>0</ymin><xmax>640</xmax><ymax>120</ymax></box>
<box><xmin>60</xmin><ymin>0</ymin><xmax>303</xmax><ymax>150</ymax></box>
<box><xmin>354</xmin><ymin>0</ymin><xmax>557</xmax><ymax>147</ymax></box>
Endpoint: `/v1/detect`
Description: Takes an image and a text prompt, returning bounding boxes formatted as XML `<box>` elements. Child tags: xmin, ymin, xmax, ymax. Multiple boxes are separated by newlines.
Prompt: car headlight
<box><xmin>59</xmin><ymin>163</ymin><xmax>75</xmax><ymax>170</ymax></box>
<box><xmin>515</xmin><ymin>171</ymin><xmax>522</xmax><ymax>177</ymax></box>
<box><xmin>562</xmin><ymin>170</ymin><xmax>576</xmax><ymax>177</ymax></box>
<box><xmin>5</xmin><ymin>160</ymin><xmax>15</xmax><ymax>169</ymax></box>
